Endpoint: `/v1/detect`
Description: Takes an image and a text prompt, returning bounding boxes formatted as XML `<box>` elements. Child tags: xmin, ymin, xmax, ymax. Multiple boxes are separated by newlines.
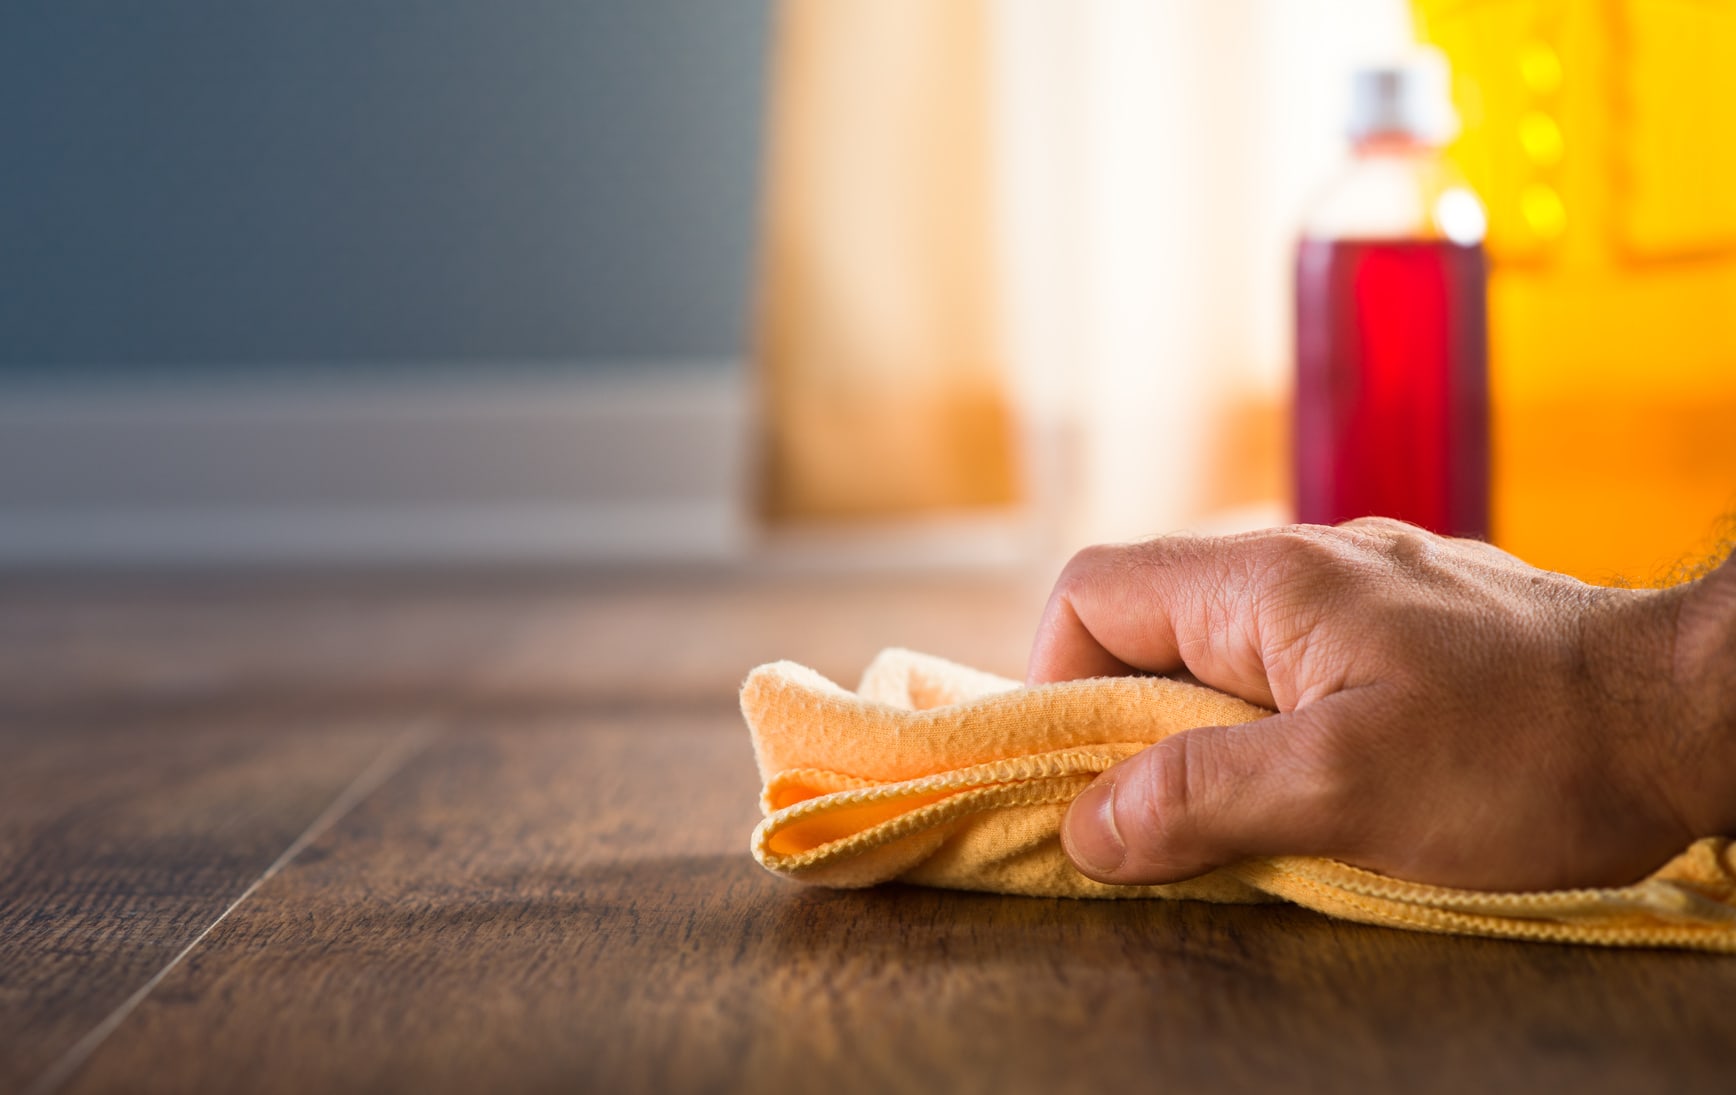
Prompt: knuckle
<box><xmin>1051</xmin><ymin>546</ymin><xmax>1110</xmax><ymax>605</ymax></box>
<box><xmin>1057</xmin><ymin>542</ymin><xmax>1122</xmax><ymax>589</ymax></box>
<box><xmin>1338</xmin><ymin>517</ymin><xmax>1451</xmax><ymax>574</ymax></box>
<box><xmin>1250</xmin><ymin>527</ymin><xmax>1359</xmax><ymax>602</ymax></box>
<box><xmin>1338</xmin><ymin>515</ymin><xmax>1417</xmax><ymax>536</ymax></box>
<box><xmin>1270</xmin><ymin>525</ymin><xmax>1349</xmax><ymax>567</ymax></box>
<box><xmin>1123</xmin><ymin>532</ymin><xmax>1207</xmax><ymax>576</ymax></box>
<box><xmin>1064</xmin><ymin>534</ymin><xmax>1204</xmax><ymax>595</ymax></box>
<box><xmin>1380</xmin><ymin>528</ymin><xmax>1443</xmax><ymax>572</ymax></box>
<box><xmin>1121</xmin><ymin>738</ymin><xmax>1200</xmax><ymax>854</ymax></box>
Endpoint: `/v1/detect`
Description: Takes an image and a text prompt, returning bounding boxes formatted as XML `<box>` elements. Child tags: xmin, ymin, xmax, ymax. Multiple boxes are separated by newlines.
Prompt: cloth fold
<box><xmin>742</xmin><ymin>648</ymin><xmax>1736</xmax><ymax>951</ymax></box>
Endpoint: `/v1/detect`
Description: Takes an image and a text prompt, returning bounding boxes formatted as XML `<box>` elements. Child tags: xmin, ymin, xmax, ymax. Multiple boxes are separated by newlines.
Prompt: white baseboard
<box><xmin>0</xmin><ymin>363</ymin><xmax>750</xmax><ymax>565</ymax></box>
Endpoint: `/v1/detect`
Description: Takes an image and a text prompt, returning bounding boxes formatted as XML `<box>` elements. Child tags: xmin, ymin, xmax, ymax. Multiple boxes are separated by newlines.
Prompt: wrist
<box><xmin>1674</xmin><ymin>556</ymin><xmax>1736</xmax><ymax>832</ymax></box>
<box><xmin>1580</xmin><ymin>567</ymin><xmax>1736</xmax><ymax>841</ymax></box>
<box><xmin>1647</xmin><ymin>554</ymin><xmax>1736</xmax><ymax>838</ymax></box>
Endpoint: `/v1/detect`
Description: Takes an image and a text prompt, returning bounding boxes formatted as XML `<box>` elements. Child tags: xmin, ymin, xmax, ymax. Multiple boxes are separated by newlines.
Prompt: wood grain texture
<box><xmin>4</xmin><ymin>572</ymin><xmax>1735</xmax><ymax>1094</ymax></box>
<box><xmin>0</xmin><ymin>571</ymin><xmax>1044</xmax><ymax>713</ymax></box>
<box><xmin>61</xmin><ymin>717</ymin><xmax>1736</xmax><ymax>1095</ymax></box>
<box><xmin>0</xmin><ymin>707</ymin><xmax>416</xmax><ymax>1093</ymax></box>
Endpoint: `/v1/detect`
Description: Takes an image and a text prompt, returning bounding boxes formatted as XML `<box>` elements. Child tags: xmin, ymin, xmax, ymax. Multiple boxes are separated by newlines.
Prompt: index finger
<box><xmin>1025</xmin><ymin>533</ymin><xmax>1287</xmax><ymax>708</ymax></box>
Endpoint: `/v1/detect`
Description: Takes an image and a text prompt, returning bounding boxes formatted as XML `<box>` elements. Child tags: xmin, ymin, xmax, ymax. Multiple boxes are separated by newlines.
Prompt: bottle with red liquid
<box><xmin>1295</xmin><ymin>52</ymin><xmax>1489</xmax><ymax>539</ymax></box>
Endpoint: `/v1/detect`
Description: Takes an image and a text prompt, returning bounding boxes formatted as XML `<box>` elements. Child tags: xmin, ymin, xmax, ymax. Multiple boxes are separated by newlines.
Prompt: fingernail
<box><xmin>1064</xmin><ymin>778</ymin><xmax>1126</xmax><ymax>876</ymax></box>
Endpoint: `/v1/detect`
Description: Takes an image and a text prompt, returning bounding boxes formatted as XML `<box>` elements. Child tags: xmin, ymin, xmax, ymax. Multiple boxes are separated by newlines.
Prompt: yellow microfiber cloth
<box><xmin>742</xmin><ymin>648</ymin><xmax>1736</xmax><ymax>952</ymax></box>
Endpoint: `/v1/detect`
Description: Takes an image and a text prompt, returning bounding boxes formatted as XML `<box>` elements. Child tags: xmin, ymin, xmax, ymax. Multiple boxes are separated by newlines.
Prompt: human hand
<box><xmin>1027</xmin><ymin>519</ymin><xmax>1736</xmax><ymax>891</ymax></box>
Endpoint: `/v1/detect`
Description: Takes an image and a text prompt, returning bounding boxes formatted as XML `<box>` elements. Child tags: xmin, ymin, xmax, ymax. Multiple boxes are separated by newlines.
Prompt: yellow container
<box><xmin>1416</xmin><ymin>0</ymin><xmax>1736</xmax><ymax>582</ymax></box>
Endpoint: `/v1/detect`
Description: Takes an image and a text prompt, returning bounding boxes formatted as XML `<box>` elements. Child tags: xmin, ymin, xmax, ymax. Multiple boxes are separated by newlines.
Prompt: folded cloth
<box><xmin>743</xmin><ymin>648</ymin><xmax>1736</xmax><ymax>952</ymax></box>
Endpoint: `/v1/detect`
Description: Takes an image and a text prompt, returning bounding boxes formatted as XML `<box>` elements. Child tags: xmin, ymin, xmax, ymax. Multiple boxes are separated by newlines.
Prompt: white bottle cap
<box><xmin>1347</xmin><ymin>48</ymin><xmax>1459</xmax><ymax>144</ymax></box>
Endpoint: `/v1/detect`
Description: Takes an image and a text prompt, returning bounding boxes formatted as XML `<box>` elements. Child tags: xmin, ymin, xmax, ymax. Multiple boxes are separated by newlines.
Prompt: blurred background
<box><xmin>3</xmin><ymin>0</ymin><xmax>1733</xmax><ymax>582</ymax></box>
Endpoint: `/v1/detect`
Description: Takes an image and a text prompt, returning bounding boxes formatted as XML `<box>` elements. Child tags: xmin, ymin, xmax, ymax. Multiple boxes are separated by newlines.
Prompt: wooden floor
<box><xmin>2</xmin><ymin>570</ymin><xmax>1733</xmax><ymax>1094</ymax></box>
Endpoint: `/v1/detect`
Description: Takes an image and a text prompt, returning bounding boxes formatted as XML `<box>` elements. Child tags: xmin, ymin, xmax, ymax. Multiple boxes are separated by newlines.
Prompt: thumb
<box><xmin>1061</xmin><ymin>707</ymin><xmax>1349</xmax><ymax>885</ymax></box>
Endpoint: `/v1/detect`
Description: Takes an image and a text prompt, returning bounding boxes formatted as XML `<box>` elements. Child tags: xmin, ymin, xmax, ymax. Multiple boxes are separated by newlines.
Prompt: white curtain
<box><xmin>994</xmin><ymin>0</ymin><xmax>1415</xmax><ymax>552</ymax></box>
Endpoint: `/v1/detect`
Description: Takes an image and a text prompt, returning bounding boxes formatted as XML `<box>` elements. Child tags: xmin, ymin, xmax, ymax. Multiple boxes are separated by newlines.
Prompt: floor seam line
<box><xmin>23</xmin><ymin>721</ymin><xmax>440</xmax><ymax>1095</ymax></box>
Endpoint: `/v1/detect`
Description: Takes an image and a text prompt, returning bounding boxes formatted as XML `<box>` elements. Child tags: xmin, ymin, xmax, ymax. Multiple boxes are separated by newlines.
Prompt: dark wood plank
<box><xmin>0</xmin><ymin>570</ymin><xmax>553</xmax><ymax>1094</ymax></box>
<box><xmin>60</xmin><ymin>712</ymin><xmax>1736</xmax><ymax>1095</ymax></box>
<box><xmin>466</xmin><ymin>571</ymin><xmax>1046</xmax><ymax>702</ymax></box>
<box><xmin>16</xmin><ymin>572</ymin><xmax>1735</xmax><ymax>1093</ymax></box>
<box><xmin>0</xmin><ymin>570</ymin><xmax>1046</xmax><ymax>1094</ymax></box>
<box><xmin>0</xmin><ymin>571</ymin><xmax>1047</xmax><ymax>715</ymax></box>
<box><xmin>0</xmin><ymin>707</ymin><xmax>421</xmax><ymax>1094</ymax></box>
<box><xmin>0</xmin><ymin>573</ymin><xmax>537</xmax><ymax>718</ymax></box>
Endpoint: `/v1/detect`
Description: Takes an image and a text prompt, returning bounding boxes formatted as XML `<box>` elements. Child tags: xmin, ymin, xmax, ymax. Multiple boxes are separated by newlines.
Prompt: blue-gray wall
<box><xmin>0</xmin><ymin>1</ymin><xmax>771</xmax><ymax>373</ymax></box>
